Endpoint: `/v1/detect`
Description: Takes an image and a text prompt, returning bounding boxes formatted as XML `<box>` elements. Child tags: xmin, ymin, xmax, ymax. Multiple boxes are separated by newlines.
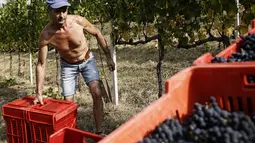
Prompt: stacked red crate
<box><xmin>27</xmin><ymin>98</ymin><xmax>78</xmax><ymax>143</ymax></box>
<box><xmin>2</xmin><ymin>96</ymin><xmax>35</xmax><ymax>143</ymax></box>
<box><xmin>2</xmin><ymin>96</ymin><xmax>78</xmax><ymax>143</ymax></box>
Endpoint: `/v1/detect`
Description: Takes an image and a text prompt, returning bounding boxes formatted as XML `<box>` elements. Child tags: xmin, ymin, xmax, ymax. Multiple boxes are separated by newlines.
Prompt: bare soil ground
<box><xmin>0</xmin><ymin>40</ymin><xmax>224</xmax><ymax>142</ymax></box>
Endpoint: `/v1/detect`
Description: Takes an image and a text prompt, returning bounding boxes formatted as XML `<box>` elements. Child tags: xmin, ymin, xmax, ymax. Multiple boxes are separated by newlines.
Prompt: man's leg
<box><xmin>64</xmin><ymin>95</ymin><xmax>74</xmax><ymax>102</ymax></box>
<box><xmin>60</xmin><ymin>59</ymin><xmax>78</xmax><ymax>102</ymax></box>
<box><xmin>88</xmin><ymin>80</ymin><xmax>103</xmax><ymax>133</ymax></box>
<box><xmin>80</xmin><ymin>54</ymin><xmax>103</xmax><ymax>133</ymax></box>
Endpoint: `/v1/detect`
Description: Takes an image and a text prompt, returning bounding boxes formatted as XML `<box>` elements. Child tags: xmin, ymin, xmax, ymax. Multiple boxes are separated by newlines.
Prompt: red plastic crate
<box><xmin>27</xmin><ymin>98</ymin><xmax>78</xmax><ymax>143</ymax></box>
<box><xmin>49</xmin><ymin>127</ymin><xmax>104</xmax><ymax>143</ymax></box>
<box><xmin>2</xmin><ymin>96</ymin><xmax>35</xmax><ymax>143</ymax></box>
<box><xmin>98</xmin><ymin>63</ymin><xmax>255</xmax><ymax>143</ymax></box>
<box><xmin>193</xmin><ymin>19</ymin><xmax>255</xmax><ymax>66</ymax></box>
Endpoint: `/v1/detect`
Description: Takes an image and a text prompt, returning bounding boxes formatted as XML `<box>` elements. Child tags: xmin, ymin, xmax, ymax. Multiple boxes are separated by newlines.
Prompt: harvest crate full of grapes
<box><xmin>98</xmin><ymin>63</ymin><xmax>255</xmax><ymax>143</ymax></box>
<box><xmin>193</xmin><ymin>19</ymin><xmax>255</xmax><ymax>66</ymax></box>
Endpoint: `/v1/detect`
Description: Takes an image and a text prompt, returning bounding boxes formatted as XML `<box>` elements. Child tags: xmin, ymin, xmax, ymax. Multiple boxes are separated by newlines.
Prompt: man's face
<box><xmin>49</xmin><ymin>6</ymin><xmax>68</xmax><ymax>25</ymax></box>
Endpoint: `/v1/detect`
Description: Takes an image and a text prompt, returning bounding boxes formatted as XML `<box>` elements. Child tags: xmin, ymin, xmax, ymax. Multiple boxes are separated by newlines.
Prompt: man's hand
<box><xmin>33</xmin><ymin>95</ymin><xmax>44</xmax><ymax>105</ymax></box>
<box><xmin>107</xmin><ymin>58</ymin><xmax>115</xmax><ymax>71</ymax></box>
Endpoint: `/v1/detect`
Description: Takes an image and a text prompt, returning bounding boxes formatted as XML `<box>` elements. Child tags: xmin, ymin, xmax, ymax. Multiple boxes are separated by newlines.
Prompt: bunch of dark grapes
<box><xmin>211</xmin><ymin>33</ymin><xmax>255</xmax><ymax>83</ymax></box>
<box><xmin>137</xmin><ymin>96</ymin><xmax>255</xmax><ymax>143</ymax></box>
<box><xmin>211</xmin><ymin>33</ymin><xmax>255</xmax><ymax>63</ymax></box>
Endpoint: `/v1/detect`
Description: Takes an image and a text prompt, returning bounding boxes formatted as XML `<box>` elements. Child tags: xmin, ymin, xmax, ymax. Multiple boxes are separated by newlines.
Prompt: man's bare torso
<box><xmin>43</xmin><ymin>15</ymin><xmax>88</xmax><ymax>63</ymax></box>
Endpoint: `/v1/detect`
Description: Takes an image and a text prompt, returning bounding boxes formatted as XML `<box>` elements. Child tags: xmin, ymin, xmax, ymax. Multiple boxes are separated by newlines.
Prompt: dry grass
<box><xmin>0</xmin><ymin>40</ymin><xmax>224</xmax><ymax>142</ymax></box>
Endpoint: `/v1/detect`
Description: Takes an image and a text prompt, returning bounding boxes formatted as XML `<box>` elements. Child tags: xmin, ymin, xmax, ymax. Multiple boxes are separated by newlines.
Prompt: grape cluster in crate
<box><xmin>212</xmin><ymin>33</ymin><xmax>255</xmax><ymax>63</ymax></box>
<box><xmin>138</xmin><ymin>97</ymin><xmax>255</xmax><ymax>143</ymax></box>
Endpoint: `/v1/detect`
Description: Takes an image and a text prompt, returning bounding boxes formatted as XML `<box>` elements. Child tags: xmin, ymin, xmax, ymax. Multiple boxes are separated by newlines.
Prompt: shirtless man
<box><xmin>33</xmin><ymin>0</ymin><xmax>115</xmax><ymax>134</ymax></box>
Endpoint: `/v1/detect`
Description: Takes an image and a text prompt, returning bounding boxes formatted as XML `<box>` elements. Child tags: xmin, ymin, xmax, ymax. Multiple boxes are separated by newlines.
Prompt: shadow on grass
<box><xmin>76</xmin><ymin>105</ymin><xmax>127</xmax><ymax>135</ymax></box>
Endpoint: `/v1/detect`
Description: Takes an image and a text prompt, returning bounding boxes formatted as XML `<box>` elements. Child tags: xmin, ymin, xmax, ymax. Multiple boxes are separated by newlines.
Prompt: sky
<box><xmin>0</xmin><ymin>0</ymin><xmax>6</xmax><ymax>7</ymax></box>
<box><xmin>0</xmin><ymin>0</ymin><xmax>6</xmax><ymax>4</ymax></box>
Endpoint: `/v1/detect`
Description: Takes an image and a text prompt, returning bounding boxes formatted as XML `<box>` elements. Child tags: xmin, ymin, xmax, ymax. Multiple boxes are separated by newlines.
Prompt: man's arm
<box><xmin>76</xmin><ymin>16</ymin><xmax>112</xmax><ymax>59</ymax></box>
<box><xmin>34</xmin><ymin>32</ymin><xmax>48</xmax><ymax>105</ymax></box>
<box><xmin>76</xmin><ymin>15</ymin><xmax>115</xmax><ymax>71</ymax></box>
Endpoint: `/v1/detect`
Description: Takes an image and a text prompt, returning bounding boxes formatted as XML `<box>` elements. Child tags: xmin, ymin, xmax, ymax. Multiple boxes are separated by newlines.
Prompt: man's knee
<box><xmin>89</xmin><ymin>80</ymin><xmax>102</xmax><ymax>100</ymax></box>
<box><xmin>89</xmin><ymin>80</ymin><xmax>100</xmax><ymax>87</ymax></box>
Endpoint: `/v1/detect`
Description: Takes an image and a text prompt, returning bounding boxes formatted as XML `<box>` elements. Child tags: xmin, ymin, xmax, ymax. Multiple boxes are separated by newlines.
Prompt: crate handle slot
<box><xmin>34</xmin><ymin>99</ymin><xmax>49</xmax><ymax>108</ymax></box>
<box><xmin>243</xmin><ymin>75</ymin><xmax>255</xmax><ymax>88</ymax></box>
